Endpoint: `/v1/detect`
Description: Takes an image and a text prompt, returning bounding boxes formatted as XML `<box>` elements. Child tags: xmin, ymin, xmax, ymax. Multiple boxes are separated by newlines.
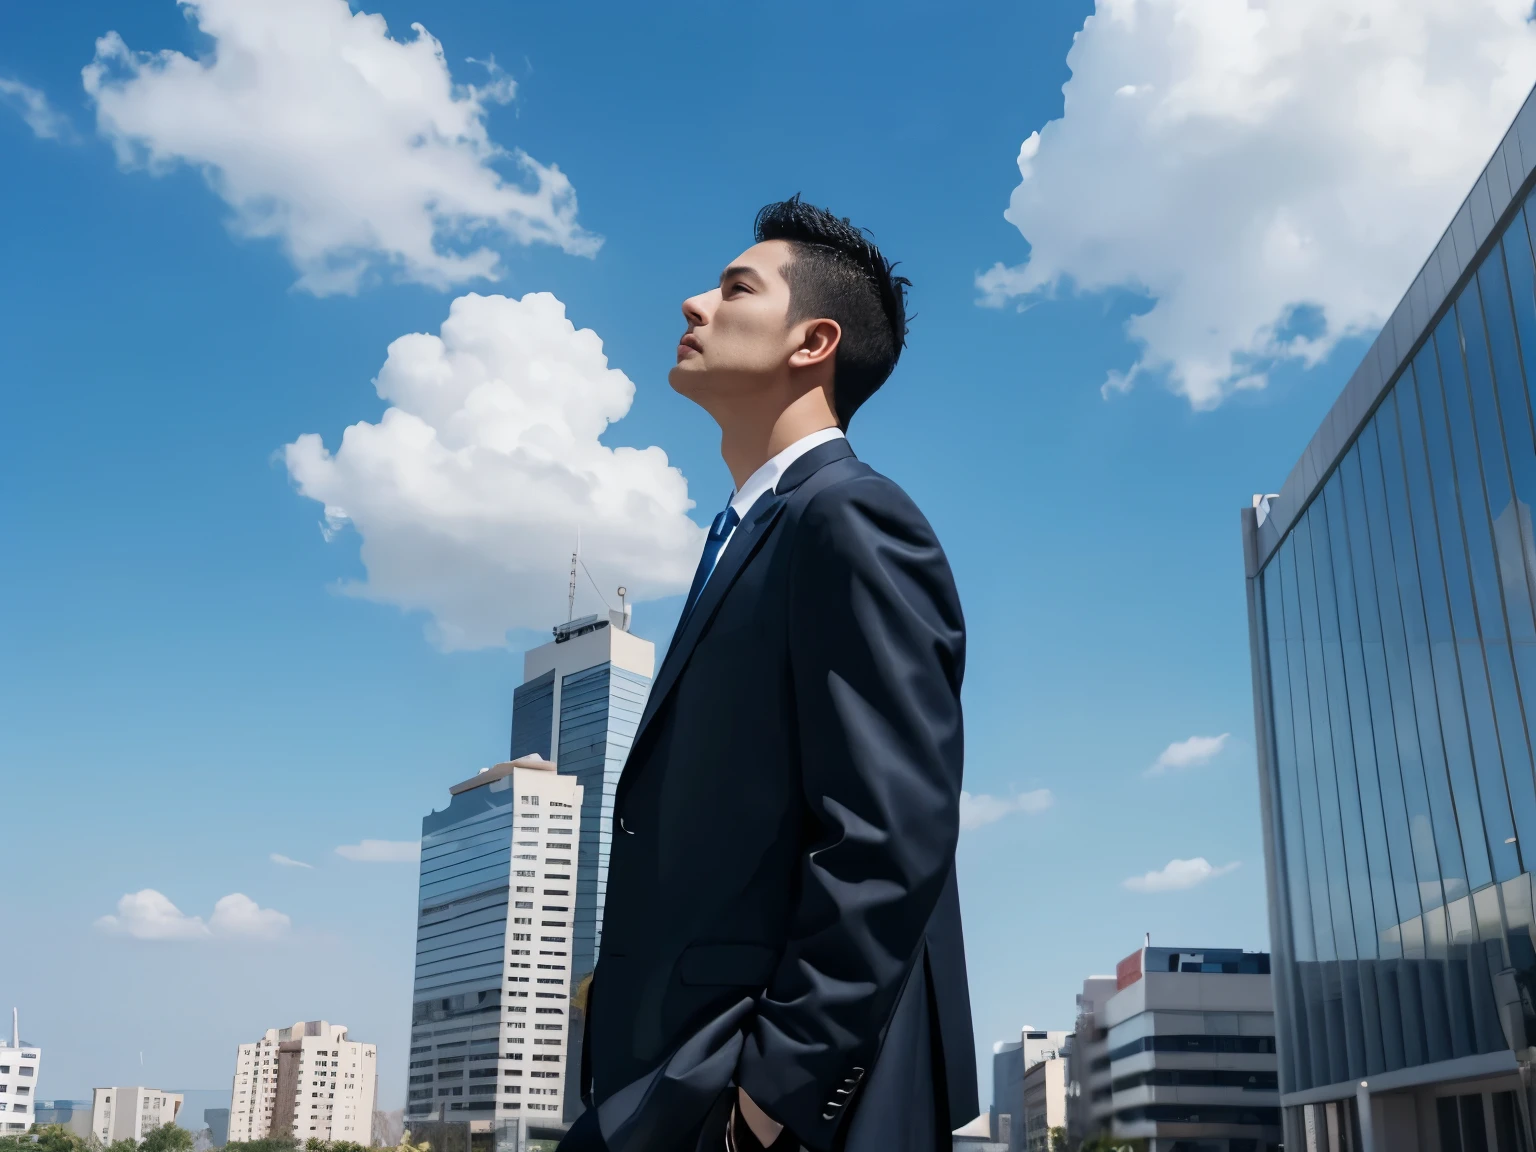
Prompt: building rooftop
<box><xmin>449</xmin><ymin>754</ymin><xmax>556</xmax><ymax>795</ymax></box>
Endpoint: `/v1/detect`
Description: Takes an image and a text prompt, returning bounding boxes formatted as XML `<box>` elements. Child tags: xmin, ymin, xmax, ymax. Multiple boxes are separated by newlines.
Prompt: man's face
<box><xmin>669</xmin><ymin>239</ymin><xmax>798</xmax><ymax>410</ymax></box>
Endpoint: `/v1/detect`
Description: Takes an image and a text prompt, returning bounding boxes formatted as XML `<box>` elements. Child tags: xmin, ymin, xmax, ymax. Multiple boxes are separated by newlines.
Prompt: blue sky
<box><xmin>4</xmin><ymin>0</ymin><xmax>1532</xmax><ymax>1121</ymax></box>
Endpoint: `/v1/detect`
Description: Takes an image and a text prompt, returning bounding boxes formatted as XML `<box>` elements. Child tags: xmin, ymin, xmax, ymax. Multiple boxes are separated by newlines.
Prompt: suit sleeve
<box><xmin>735</xmin><ymin>475</ymin><xmax>966</xmax><ymax>1149</ymax></box>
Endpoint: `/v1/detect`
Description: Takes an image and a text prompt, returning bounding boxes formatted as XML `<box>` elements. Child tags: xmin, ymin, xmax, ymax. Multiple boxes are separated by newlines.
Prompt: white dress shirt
<box><xmin>698</xmin><ymin>426</ymin><xmax>846</xmax><ymax>595</ymax></box>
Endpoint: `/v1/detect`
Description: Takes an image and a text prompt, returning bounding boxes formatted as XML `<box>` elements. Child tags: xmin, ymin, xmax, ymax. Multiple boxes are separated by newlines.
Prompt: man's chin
<box><xmin>667</xmin><ymin>361</ymin><xmax>706</xmax><ymax>396</ymax></box>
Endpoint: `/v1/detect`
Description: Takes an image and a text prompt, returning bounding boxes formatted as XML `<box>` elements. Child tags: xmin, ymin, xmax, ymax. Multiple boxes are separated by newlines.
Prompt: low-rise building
<box><xmin>1021</xmin><ymin>1051</ymin><xmax>1069</xmax><ymax>1152</ymax></box>
<box><xmin>1066</xmin><ymin>976</ymin><xmax>1116</xmax><ymax>1145</ymax></box>
<box><xmin>91</xmin><ymin>1088</ymin><xmax>183</xmax><ymax>1144</ymax></box>
<box><xmin>990</xmin><ymin>1027</ymin><xmax>1070</xmax><ymax>1150</ymax></box>
<box><xmin>34</xmin><ymin>1100</ymin><xmax>92</xmax><ymax>1138</ymax></box>
<box><xmin>228</xmin><ymin>1021</ymin><xmax>376</xmax><ymax>1143</ymax></box>
<box><xmin>1081</xmin><ymin>945</ymin><xmax>1279</xmax><ymax>1152</ymax></box>
<box><xmin>0</xmin><ymin>1010</ymin><xmax>41</xmax><ymax>1134</ymax></box>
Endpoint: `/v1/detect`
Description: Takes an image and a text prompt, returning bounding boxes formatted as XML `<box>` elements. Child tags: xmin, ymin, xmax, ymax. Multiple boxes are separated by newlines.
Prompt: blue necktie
<box><xmin>679</xmin><ymin>504</ymin><xmax>740</xmax><ymax>626</ymax></box>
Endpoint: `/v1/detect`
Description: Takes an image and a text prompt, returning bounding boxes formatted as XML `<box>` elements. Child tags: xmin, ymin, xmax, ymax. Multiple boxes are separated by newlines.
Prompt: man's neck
<box><xmin>718</xmin><ymin>388</ymin><xmax>839</xmax><ymax>490</ymax></box>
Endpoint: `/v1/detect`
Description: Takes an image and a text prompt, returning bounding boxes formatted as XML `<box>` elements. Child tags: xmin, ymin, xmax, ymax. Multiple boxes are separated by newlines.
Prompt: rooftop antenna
<box><xmin>617</xmin><ymin>586</ymin><xmax>631</xmax><ymax>631</ymax></box>
<box><xmin>10</xmin><ymin>1008</ymin><xmax>16</xmax><ymax>1049</ymax></box>
<box><xmin>567</xmin><ymin>528</ymin><xmax>580</xmax><ymax>624</ymax></box>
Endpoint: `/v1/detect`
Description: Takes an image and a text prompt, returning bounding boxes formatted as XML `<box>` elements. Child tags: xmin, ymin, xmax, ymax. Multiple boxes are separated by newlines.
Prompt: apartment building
<box><xmin>227</xmin><ymin>1021</ymin><xmax>376</xmax><ymax>1143</ymax></box>
<box><xmin>0</xmin><ymin>1011</ymin><xmax>40</xmax><ymax>1134</ymax></box>
<box><xmin>90</xmin><ymin>1088</ymin><xmax>183</xmax><ymax>1144</ymax></box>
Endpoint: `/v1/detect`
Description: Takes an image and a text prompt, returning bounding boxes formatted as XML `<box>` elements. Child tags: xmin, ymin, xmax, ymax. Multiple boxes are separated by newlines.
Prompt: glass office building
<box><xmin>508</xmin><ymin>614</ymin><xmax>655</xmax><ymax>1123</ymax></box>
<box><xmin>1244</xmin><ymin>86</ymin><xmax>1536</xmax><ymax>1150</ymax></box>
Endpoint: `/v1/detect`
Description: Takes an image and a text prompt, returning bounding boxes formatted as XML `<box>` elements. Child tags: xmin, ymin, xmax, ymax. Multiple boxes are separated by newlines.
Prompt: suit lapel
<box><xmin>619</xmin><ymin>436</ymin><xmax>858</xmax><ymax>807</ymax></box>
<box><xmin>632</xmin><ymin>488</ymin><xmax>785</xmax><ymax>754</ymax></box>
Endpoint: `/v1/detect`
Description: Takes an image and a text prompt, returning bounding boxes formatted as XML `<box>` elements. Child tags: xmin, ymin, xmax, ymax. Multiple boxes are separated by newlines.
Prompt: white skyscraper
<box><xmin>227</xmin><ymin>1021</ymin><xmax>376</xmax><ymax>1143</ymax></box>
<box><xmin>0</xmin><ymin>1010</ymin><xmax>41</xmax><ymax>1133</ymax></box>
<box><xmin>508</xmin><ymin>614</ymin><xmax>654</xmax><ymax>1120</ymax></box>
<box><xmin>408</xmin><ymin>756</ymin><xmax>583</xmax><ymax>1130</ymax></box>
<box><xmin>90</xmin><ymin>1088</ymin><xmax>182</xmax><ymax>1144</ymax></box>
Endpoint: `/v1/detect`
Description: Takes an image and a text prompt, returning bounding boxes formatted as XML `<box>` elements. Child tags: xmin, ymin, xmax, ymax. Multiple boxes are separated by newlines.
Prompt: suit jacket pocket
<box><xmin>678</xmin><ymin>943</ymin><xmax>776</xmax><ymax>987</ymax></box>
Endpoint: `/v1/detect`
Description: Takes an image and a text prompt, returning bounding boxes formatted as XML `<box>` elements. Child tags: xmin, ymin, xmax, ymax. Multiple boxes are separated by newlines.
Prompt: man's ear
<box><xmin>789</xmin><ymin>318</ymin><xmax>840</xmax><ymax>371</ymax></box>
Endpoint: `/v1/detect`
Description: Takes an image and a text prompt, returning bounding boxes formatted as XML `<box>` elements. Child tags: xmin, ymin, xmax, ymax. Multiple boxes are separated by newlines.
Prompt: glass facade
<box><xmin>506</xmin><ymin>652</ymin><xmax>652</xmax><ymax>1123</ymax></box>
<box><xmin>1252</xmin><ymin>182</ymin><xmax>1536</xmax><ymax>1098</ymax></box>
<box><xmin>409</xmin><ymin>781</ymin><xmax>517</xmax><ymax>1118</ymax></box>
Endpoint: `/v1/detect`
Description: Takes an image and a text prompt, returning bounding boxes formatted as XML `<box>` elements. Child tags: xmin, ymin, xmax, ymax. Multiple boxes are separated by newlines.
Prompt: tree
<box><xmin>223</xmin><ymin>1140</ymin><xmax>296</xmax><ymax>1152</ymax></box>
<box><xmin>105</xmin><ymin>1140</ymin><xmax>139</xmax><ymax>1152</ymax></box>
<box><xmin>1048</xmin><ymin>1127</ymin><xmax>1069</xmax><ymax>1152</ymax></box>
<box><xmin>140</xmin><ymin>1126</ymin><xmax>193</xmax><ymax>1152</ymax></box>
<box><xmin>27</xmin><ymin>1126</ymin><xmax>90</xmax><ymax>1152</ymax></box>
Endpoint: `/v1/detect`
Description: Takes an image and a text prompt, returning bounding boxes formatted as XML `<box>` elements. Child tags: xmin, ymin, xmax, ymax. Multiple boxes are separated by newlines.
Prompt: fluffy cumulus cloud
<box><xmin>0</xmin><ymin>77</ymin><xmax>72</xmax><ymax>140</ymax></box>
<box><xmin>96</xmin><ymin>889</ymin><xmax>290</xmax><ymax>939</ymax></box>
<box><xmin>208</xmin><ymin>893</ymin><xmax>292</xmax><ymax>937</ymax></box>
<box><xmin>81</xmin><ymin>0</ymin><xmax>598</xmax><ymax>294</ymax></box>
<box><xmin>335</xmin><ymin>839</ymin><xmax>421</xmax><ymax>863</ymax></box>
<box><xmin>286</xmin><ymin>292</ymin><xmax>703</xmax><ymax>649</ymax></box>
<box><xmin>1123</xmin><ymin>857</ymin><xmax>1240</xmax><ymax>893</ymax></box>
<box><xmin>1147</xmin><ymin>732</ymin><xmax>1230</xmax><ymax>776</ymax></box>
<box><xmin>959</xmin><ymin>788</ymin><xmax>1055</xmax><ymax>831</ymax></box>
<box><xmin>979</xmin><ymin>0</ymin><xmax>1536</xmax><ymax>409</ymax></box>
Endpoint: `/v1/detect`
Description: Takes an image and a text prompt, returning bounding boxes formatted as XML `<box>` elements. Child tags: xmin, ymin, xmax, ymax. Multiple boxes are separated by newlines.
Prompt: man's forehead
<box><xmin>720</xmin><ymin>240</ymin><xmax>793</xmax><ymax>283</ymax></box>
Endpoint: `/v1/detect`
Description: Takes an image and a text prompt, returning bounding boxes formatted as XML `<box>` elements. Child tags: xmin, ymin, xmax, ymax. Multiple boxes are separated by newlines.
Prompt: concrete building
<box><xmin>1242</xmin><ymin>76</ymin><xmax>1536</xmax><ymax>1152</ymax></box>
<box><xmin>91</xmin><ymin>1088</ymin><xmax>184</xmax><ymax>1144</ymax></box>
<box><xmin>1077</xmin><ymin>945</ymin><xmax>1279</xmax><ymax>1152</ymax></box>
<box><xmin>227</xmin><ymin>1021</ymin><xmax>375</xmax><ymax>1143</ymax></box>
<box><xmin>1021</xmin><ymin>1052</ymin><xmax>1069</xmax><ymax>1152</ymax></box>
<box><xmin>0</xmin><ymin>1010</ymin><xmax>40</xmax><ymax>1133</ymax></box>
<box><xmin>508</xmin><ymin>611</ymin><xmax>654</xmax><ymax>1121</ymax></box>
<box><xmin>990</xmin><ymin>1028</ymin><xmax>1070</xmax><ymax>1151</ymax></box>
<box><xmin>1065</xmin><ymin>975</ymin><xmax>1116</xmax><ymax>1145</ymax></box>
<box><xmin>408</xmin><ymin>755</ymin><xmax>584</xmax><ymax>1132</ymax></box>
<box><xmin>34</xmin><ymin>1100</ymin><xmax>91</xmax><ymax>1139</ymax></box>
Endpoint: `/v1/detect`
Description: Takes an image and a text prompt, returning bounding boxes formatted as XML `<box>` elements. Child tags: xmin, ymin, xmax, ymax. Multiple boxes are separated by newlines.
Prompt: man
<box><xmin>560</xmin><ymin>197</ymin><xmax>975</xmax><ymax>1152</ymax></box>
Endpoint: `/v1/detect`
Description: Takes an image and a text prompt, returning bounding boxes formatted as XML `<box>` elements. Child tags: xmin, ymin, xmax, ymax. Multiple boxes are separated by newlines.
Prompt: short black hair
<box><xmin>754</xmin><ymin>195</ymin><xmax>909</xmax><ymax>428</ymax></box>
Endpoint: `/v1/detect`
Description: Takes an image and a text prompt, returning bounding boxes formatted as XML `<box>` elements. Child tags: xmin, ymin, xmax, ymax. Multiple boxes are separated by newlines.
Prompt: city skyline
<box><xmin>7</xmin><ymin>0</ymin><xmax>1536</xmax><ymax>1128</ymax></box>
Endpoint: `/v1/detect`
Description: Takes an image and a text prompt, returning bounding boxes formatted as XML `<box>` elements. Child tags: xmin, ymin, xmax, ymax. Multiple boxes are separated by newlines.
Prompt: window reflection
<box><xmin>1255</xmin><ymin>182</ymin><xmax>1536</xmax><ymax>1095</ymax></box>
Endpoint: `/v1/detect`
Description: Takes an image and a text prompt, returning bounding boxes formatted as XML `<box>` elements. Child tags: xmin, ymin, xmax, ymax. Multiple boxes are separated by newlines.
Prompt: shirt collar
<box><xmin>729</xmin><ymin>427</ymin><xmax>846</xmax><ymax>520</ymax></box>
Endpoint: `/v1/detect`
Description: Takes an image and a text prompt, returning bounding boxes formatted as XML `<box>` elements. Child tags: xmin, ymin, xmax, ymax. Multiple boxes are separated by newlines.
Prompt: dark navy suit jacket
<box><xmin>564</xmin><ymin>438</ymin><xmax>977</xmax><ymax>1152</ymax></box>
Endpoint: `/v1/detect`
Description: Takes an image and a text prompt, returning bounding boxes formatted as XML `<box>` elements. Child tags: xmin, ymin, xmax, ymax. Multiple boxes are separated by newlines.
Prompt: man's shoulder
<box><xmin>794</xmin><ymin>459</ymin><xmax>943</xmax><ymax>550</ymax></box>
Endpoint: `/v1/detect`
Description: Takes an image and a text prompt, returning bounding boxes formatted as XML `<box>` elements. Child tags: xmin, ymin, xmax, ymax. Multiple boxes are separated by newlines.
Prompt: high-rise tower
<box><xmin>510</xmin><ymin>611</ymin><xmax>655</xmax><ymax>1122</ymax></box>
<box><xmin>408</xmin><ymin>756</ymin><xmax>584</xmax><ymax>1131</ymax></box>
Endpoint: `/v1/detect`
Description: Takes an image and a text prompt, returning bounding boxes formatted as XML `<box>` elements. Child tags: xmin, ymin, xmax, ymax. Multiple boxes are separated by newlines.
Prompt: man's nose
<box><xmin>681</xmin><ymin>289</ymin><xmax>715</xmax><ymax>326</ymax></box>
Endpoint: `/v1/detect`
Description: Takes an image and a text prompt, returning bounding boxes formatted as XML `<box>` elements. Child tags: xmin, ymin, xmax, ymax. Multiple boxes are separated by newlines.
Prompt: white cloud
<box><xmin>959</xmin><ymin>788</ymin><xmax>1055</xmax><ymax>831</ymax></box>
<box><xmin>335</xmin><ymin>839</ymin><xmax>421</xmax><ymax>863</ymax></box>
<box><xmin>1124</xmin><ymin>857</ymin><xmax>1240</xmax><ymax>893</ymax></box>
<box><xmin>82</xmin><ymin>0</ymin><xmax>598</xmax><ymax>294</ymax></box>
<box><xmin>96</xmin><ymin>889</ymin><xmax>210</xmax><ymax>940</ymax></box>
<box><xmin>979</xmin><ymin>0</ymin><xmax>1536</xmax><ymax>409</ymax></box>
<box><xmin>285</xmin><ymin>292</ymin><xmax>703</xmax><ymax>649</ymax></box>
<box><xmin>1147</xmin><ymin>732</ymin><xmax>1230</xmax><ymax>776</ymax></box>
<box><xmin>95</xmin><ymin>889</ymin><xmax>289</xmax><ymax>939</ymax></box>
<box><xmin>270</xmin><ymin>853</ymin><xmax>313</xmax><ymax>869</ymax></box>
<box><xmin>0</xmin><ymin>77</ymin><xmax>71</xmax><ymax>140</ymax></box>
<box><xmin>208</xmin><ymin>893</ymin><xmax>292</xmax><ymax>938</ymax></box>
